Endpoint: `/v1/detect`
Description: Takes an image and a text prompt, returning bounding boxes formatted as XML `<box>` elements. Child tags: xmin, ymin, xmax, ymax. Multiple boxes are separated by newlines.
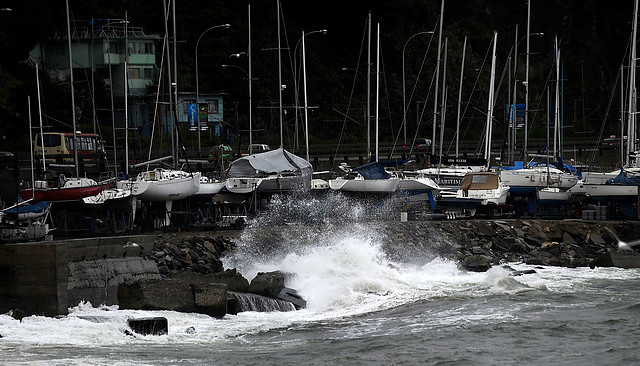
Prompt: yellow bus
<box><xmin>34</xmin><ymin>132</ymin><xmax>106</xmax><ymax>166</ymax></box>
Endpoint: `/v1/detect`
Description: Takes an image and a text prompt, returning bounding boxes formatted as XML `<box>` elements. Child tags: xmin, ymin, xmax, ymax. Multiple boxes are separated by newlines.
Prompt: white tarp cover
<box><xmin>227</xmin><ymin>148</ymin><xmax>313</xmax><ymax>179</ymax></box>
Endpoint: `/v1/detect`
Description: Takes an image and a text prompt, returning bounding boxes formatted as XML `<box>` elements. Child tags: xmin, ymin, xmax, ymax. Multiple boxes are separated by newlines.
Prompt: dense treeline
<box><xmin>0</xmin><ymin>0</ymin><xmax>634</xmax><ymax>155</ymax></box>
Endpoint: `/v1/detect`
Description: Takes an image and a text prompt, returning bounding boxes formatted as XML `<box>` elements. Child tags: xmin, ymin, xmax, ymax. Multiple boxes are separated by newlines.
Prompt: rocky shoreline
<box><xmin>144</xmin><ymin>219</ymin><xmax>640</xmax><ymax>276</ymax></box>
<box><xmin>110</xmin><ymin>219</ymin><xmax>640</xmax><ymax>320</ymax></box>
<box><xmin>127</xmin><ymin>220</ymin><xmax>640</xmax><ymax>311</ymax></box>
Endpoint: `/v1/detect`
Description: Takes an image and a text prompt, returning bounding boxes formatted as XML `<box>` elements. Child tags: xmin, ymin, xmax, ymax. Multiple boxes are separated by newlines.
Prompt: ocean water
<box><xmin>2</xmin><ymin>193</ymin><xmax>640</xmax><ymax>365</ymax></box>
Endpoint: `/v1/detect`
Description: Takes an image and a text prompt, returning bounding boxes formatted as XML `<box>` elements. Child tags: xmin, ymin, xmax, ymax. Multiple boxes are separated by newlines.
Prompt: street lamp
<box><xmin>291</xmin><ymin>29</ymin><xmax>326</xmax><ymax>159</ymax></box>
<box><xmin>195</xmin><ymin>23</ymin><xmax>230</xmax><ymax>155</ymax></box>
<box><xmin>402</xmin><ymin>31</ymin><xmax>434</xmax><ymax>145</ymax></box>
<box><xmin>221</xmin><ymin>64</ymin><xmax>247</xmax><ymax>76</ymax></box>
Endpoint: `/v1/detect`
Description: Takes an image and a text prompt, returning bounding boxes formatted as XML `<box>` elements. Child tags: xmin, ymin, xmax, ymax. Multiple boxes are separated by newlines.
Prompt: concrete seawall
<box><xmin>0</xmin><ymin>235</ymin><xmax>159</xmax><ymax>316</ymax></box>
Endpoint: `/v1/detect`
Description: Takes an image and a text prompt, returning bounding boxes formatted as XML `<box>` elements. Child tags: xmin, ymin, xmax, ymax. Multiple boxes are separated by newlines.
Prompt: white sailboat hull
<box><xmin>537</xmin><ymin>187</ymin><xmax>571</xmax><ymax>202</ymax></box>
<box><xmin>500</xmin><ymin>166</ymin><xmax>578</xmax><ymax>194</ymax></box>
<box><xmin>569</xmin><ymin>183</ymin><xmax>639</xmax><ymax>198</ymax></box>
<box><xmin>225</xmin><ymin>177</ymin><xmax>261</xmax><ymax>194</ymax></box>
<box><xmin>257</xmin><ymin>174</ymin><xmax>306</xmax><ymax>192</ymax></box>
<box><xmin>329</xmin><ymin>177</ymin><xmax>400</xmax><ymax>193</ymax></box>
<box><xmin>82</xmin><ymin>188</ymin><xmax>132</xmax><ymax>206</ymax></box>
<box><xmin>132</xmin><ymin>169</ymin><xmax>200</xmax><ymax>201</ymax></box>
<box><xmin>195</xmin><ymin>179</ymin><xmax>225</xmax><ymax>196</ymax></box>
<box><xmin>397</xmin><ymin>176</ymin><xmax>441</xmax><ymax>192</ymax></box>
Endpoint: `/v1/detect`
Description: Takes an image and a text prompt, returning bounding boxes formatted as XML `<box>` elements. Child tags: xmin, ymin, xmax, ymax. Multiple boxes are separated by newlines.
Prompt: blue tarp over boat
<box><xmin>353</xmin><ymin>162</ymin><xmax>392</xmax><ymax>180</ymax></box>
<box><xmin>607</xmin><ymin>168</ymin><xmax>640</xmax><ymax>185</ymax></box>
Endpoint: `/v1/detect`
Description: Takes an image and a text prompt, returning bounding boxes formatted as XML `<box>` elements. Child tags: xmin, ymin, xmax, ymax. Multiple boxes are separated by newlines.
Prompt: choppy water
<box><xmin>2</xmin><ymin>192</ymin><xmax>640</xmax><ymax>365</ymax></box>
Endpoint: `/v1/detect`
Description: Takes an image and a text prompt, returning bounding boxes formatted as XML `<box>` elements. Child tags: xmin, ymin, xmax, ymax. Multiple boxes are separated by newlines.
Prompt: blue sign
<box><xmin>188</xmin><ymin>103</ymin><xmax>198</xmax><ymax>131</ymax></box>
<box><xmin>506</xmin><ymin>104</ymin><xmax>525</xmax><ymax>128</ymax></box>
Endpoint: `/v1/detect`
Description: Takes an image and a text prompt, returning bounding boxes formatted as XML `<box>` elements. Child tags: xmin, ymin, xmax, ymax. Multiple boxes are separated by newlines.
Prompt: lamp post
<box><xmin>291</xmin><ymin>29</ymin><xmax>326</xmax><ymax>158</ymax></box>
<box><xmin>402</xmin><ymin>31</ymin><xmax>433</xmax><ymax>145</ymax></box>
<box><xmin>195</xmin><ymin>23</ymin><xmax>230</xmax><ymax>155</ymax></box>
<box><xmin>221</xmin><ymin>64</ymin><xmax>247</xmax><ymax>76</ymax></box>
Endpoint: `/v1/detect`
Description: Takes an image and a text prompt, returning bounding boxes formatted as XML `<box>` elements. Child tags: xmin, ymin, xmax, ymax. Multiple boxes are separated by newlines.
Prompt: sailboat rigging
<box><xmin>20</xmin><ymin>1</ymin><xmax>111</xmax><ymax>202</ymax></box>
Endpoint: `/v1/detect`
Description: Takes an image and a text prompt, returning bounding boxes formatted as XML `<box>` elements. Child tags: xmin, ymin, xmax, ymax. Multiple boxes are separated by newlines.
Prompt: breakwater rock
<box><xmin>149</xmin><ymin>235</ymin><xmax>237</xmax><ymax>276</ymax></box>
<box><xmin>377</xmin><ymin>220</ymin><xmax>640</xmax><ymax>270</ymax></box>
<box><xmin>119</xmin><ymin>219</ymin><xmax>639</xmax><ymax>315</ymax></box>
<box><xmin>117</xmin><ymin>233</ymin><xmax>303</xmax><ymax>316</ymax></box>
<box><xmin>237</xmin><ymin>219</ymin><xmax>640</xmax><ymax>271</ymax></box>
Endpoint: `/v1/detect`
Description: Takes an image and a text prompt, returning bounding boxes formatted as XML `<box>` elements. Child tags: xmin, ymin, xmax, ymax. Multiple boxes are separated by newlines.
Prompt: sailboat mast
<box><xmin>456</xmin><ymin>36</ymin><xmax>467</xmax><ymax>157</ymax></box>
<box><xmin>28</xmin><ymin>96</ymin><xmax>35</xmax><ymax>194</ymax></box>
<box><xmin>438</xmin><ymin>38</ymin><xmax>448</xmax><ymax>160</ymax></box>
<box><xmin>524</xmin><ymin>0</ymin><xmax>531</xmax><ymax>162</ymax></box>
<box><xmin>511</xmin><ymin>24</ymin><xmax>518</xmax><ymax>165</ymax></box>
<box><xmin>375</xmin><ymin>23</ymin><xmax>380</xmax><ymax>162</ymax></box>
<box><xmin>125</xmin><ymin>11</ymin><xmax>130</xmax><ymax>175</ymax></box>
<box><xmin>627</xmin><ymin>0</ymin><xmax>638</xmax><ymax>166</ymax></box>
<box><xmin>484</xmin><ymin>31</ymin><xmax>498</xmax><ymax>167</ymax></box>
<box><xmin>277</xmin><ymin>0</ymin><xmax>283</xmax><ymax>148</ymax></box>
<box><xmin>248</xmin><ymin>2</ymin><xmax>253</xmax><ymax>149</ymax></box>
<box><xmin>36</xmin><ymin>63</ymin><xmax>46</xmax><ymax>171</ymax></box>
<box><xmin>172</xmin><ymin>0</ymin><xmax>179</xmax><ymax>159</ymax></box>
<box><xmin>367</xmin><ymin>11</ymin><xmax>371</xmax><ymax>160</ymax></box>
<box><xmin>621</xmin><ymin>64</ymin><xmax>626</xmax><ymax>165</ymax></box>
<box><xmin>432</xmin><ymin>0</ymin><xmax>444</xmax><ymax>156</ymax></box>
<box><xmin>554</xmin><ymin>37</ymin><xmax>560</xmax><ymax>160</ymax></box>
<box><xmin>125</xmin><ymin>61</ymin><xmax>129</xmax><ymax>175</ymax></box>
<box><xmin>163</xmin><ymin>0</ymin><xmax>175</xmax><ymax>165</ymax></box>
<box><xmin>302</xmin><ymin>30</ymin><xmax>310</xmax><ymax>162</ymax></box>
<box><xmin>66</xmin><ymin>0</ymin><xmax>79</xmax><ymax>177</ymax></box>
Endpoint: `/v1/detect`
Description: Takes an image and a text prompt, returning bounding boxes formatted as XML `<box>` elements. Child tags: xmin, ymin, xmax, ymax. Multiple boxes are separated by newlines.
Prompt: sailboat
<box><xmin>567</xmin><ymin>1</ymin><xmax>640</xmax><ymax>211</ymax></box>
<box><xmin>224</xmin><ymin>0</ymin><xmax>312</xmax><ymax>195</ymax></box>
<box><xmin>329</xmin><ymin>21</ymin><xmax>400</xmax><ymax>193</ymax></box>
<box><xmin>536</xmin><ymin>38</ymin><xmax>572</xmax><ymax>203</ymax></box>
<box><xmin>329</xmin><ymin>161</ymin><xmax>400</xmax><ymax>193</ymax></box>
<box><xmin>500</xmin><ymin>39</ymin><xmax>578</xmax><ymax>196</ymax></box>
<box><xmin>436</xmin><ymin>32</ymin><xmax>508</xmax><ymax>216</ymax></box>
<box><xmin>126</xmin><ymin>0</ymin><xmax>200</xmax><ymax>225</ymax></box>
<box><xmin>225</xmin><ymin>148</ymin><xmax>312</xmax><ymax>194</ymax></box>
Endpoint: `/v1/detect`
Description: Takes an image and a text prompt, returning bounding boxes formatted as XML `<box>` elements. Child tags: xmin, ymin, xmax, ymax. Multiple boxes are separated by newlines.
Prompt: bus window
<box><xmin>37</xmin><ymin>134</ymin><xmax>61</xmax><ymax>148</ymax></box>
<box><xmin>65</xmin><ymin>136</ymin><xmax>74</xmax><ymax>151</ymax></box>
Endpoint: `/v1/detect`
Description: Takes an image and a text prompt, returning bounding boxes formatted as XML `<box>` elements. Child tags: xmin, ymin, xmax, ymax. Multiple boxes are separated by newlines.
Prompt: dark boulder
<box><xmin>248</xmin><ymin>271</ymin><xmax>292</xmax><ymax>297</ymax></box>
<box><xmin>460</xmin><ymin>255</ymin><xmax>491</xmax><ymax>272</ymax></box>
<box><xmin>193</xmin><ymin>283</ymin><xmax>227</xmax><ymax>318</ymax></box>
<box><xmin>128</xmin><ymin>317</ymin><xmax>168</xmax><ymax>336</ymax></box>
<box><xmin>118</xmin><ymin>279</ymin><xmax>195</xmax><ymax>312</ymax></box>
<box><xmin>273</xmin><ymin>287</ymin><xmax>307</xmax><ymax>309</ymax></box>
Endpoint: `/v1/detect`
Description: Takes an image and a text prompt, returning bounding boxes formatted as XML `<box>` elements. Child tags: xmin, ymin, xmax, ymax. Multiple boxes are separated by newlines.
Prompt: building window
<box><xmin>143</xmin><ymin>42</ymin><xmax>153</xmax><ymax>54</ymax></box>
<box><xmin>143</xmin><ymin>68</ymin><xmax>153</xmax><ymax>79</ymax></box>
<box><xmin>208</xmin><ymin>100</ymin><xmax>219</xmax><ymax>114</ymax></box>
<box><xmin>107</xmin><ymin>41</ymin><xmax>120</xmax><ymax>54</ymax></box>
<box><xmin>128</xmin><ymin>67</ymin><xmax>140</xmax><ymax>79</ymax></box>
